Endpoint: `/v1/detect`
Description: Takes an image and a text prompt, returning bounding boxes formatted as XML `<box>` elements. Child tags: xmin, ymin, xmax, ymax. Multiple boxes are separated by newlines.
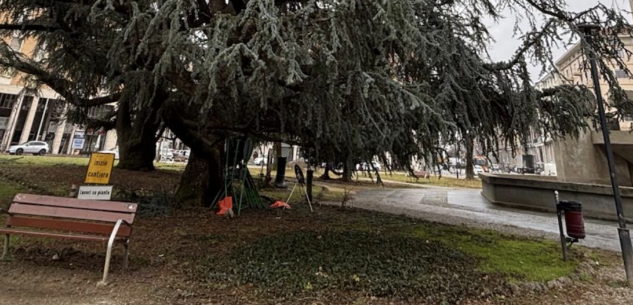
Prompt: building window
<box><xmin>20</xmin><ymin>97</ymin><xmax>33</xmax><ymax>111</ymax></box>
<box><xmin>9</xmin><ymin>37</ymin><xmax>22</xmax><ymax>52</ymax></box>
<box><xmin>615</xmin><ymin>69</ymin><xmax>628</xmax><ymax>78</ymax></box>
<box><xmin>0</xmin><ymin>93</ymin><xmax>18</xmax><ymax>109</ymax></box>
<box><xmin>37</xmin><ymin>99</ymin><xmax>47</xmax><ymax>111</ymax></box>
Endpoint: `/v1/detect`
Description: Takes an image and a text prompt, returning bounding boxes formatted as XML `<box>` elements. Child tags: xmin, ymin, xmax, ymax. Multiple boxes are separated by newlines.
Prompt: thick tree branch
<box><xmin>0</xmin><ymin>46</ymin><xmax>119</xmax><ymax>107</ymax></box>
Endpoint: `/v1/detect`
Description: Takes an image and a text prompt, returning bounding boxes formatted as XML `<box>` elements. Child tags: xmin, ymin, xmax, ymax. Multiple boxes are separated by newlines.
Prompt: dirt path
<box><xmin>0</xmin><ymin>264</ymin><xmax>168</xmax><ymax>305</ymax></box>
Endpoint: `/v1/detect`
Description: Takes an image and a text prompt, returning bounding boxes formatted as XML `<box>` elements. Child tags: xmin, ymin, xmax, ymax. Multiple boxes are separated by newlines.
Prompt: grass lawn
<box><xmin>249</xmin><ymin>165</ymin><xmax>482</xmax><ymax>189</ymax></box>
<box><xmin>0</xmin><ymin>154</ymin><xmax>91</xmax><ymax>166</ymax></box>
<box><xmin>413</xmin><ymin>223</ymin><xmax>577</xmax><ymax>282</ymax></box>
<box><xmin>0</xmin><ymin>154</ymin><xmax>618</xmax><ymax>304</ymax></box>
<box><xmin>0</xmin><ymin>155</ymin><xmax>480</xmax><ymax>189</ymax></box>
<box><xmin>0</xmin><ymin>179</ymin><xmax>25</xmax><ymax>209</ymax></box>
<box><xmin>376</xmin><ymin>171</ymin><xmax>483</xmax><ymax>188</ymax></box>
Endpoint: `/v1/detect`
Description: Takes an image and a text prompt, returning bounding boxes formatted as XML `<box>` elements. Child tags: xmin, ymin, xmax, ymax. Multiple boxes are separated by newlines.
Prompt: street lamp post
<box><xmin>579</xmin><ymin>23</ymin><xmax>633</xmax><ymax>286</ymax></box>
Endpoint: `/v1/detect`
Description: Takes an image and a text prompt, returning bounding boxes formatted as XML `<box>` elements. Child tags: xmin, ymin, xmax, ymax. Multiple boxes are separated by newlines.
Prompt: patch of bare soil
<box><xmin>0</xmin><ymin>207</ymin><xmax>360</xmax><ymax>305</ymax></box>
<box><xmin>0</xmin><ymin>165</ymin><xmax>180</xmax><ymax>196</ymax></box>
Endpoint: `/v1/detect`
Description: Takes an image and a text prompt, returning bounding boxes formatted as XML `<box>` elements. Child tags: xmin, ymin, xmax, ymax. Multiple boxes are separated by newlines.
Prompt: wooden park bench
<box><xmin>0</xmin><ymin>193</ymin><xmax>138</xmax><ymax>284</ymax></box>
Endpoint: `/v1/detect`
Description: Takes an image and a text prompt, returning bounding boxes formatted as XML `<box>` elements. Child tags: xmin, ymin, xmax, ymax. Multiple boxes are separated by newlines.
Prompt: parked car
<box><xmin>358</xmin><ymin>161</ymin><xmax>382</xmax><ymax>171</ymax></box>
<box><xmin>6</xmin><ymin>141</ymin><xmax>49</xmax><ymax>155</ymax></box>
<box><xmin>253</xmin><ymin>155</ymin><xmax>268</xmax><ymax>165</ymax></box>
<box><xmin>473</xmin><ymin>165</ymin><xmax>485</xmax><ymax>175</ymax></box>
<box><xmin>98</xmin><ymin>147</ymin><xmax>119</xmax><ymax>160</ymax></box>
<box><xmin>173</xmin><ymin>150</ymin><xmax>189</xmax><ymax>162</ymax></box>
<box><xmin>159</xmin><ymin>151</ymin><xmax>174</xmax><ymax>162</ymax></box>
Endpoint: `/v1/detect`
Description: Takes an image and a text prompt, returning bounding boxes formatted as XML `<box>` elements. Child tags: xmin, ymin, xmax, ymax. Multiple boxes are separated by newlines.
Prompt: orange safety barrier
<box><xmin>270</xmin><ymin>201</ymin><xmax>291</xmax><ymax>209</ymax></box>
<box><xmin>216</xmin><ymin>196</ymin><xmax>233</xmax><ymax>216</ymax></box>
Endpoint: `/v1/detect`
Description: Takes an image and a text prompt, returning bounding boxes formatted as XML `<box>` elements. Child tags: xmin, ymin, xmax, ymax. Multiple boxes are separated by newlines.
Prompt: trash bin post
<box><xmin>555</xmin><ymin>191</ymin><xmax>567</xmax><ymax>261</ymax></box>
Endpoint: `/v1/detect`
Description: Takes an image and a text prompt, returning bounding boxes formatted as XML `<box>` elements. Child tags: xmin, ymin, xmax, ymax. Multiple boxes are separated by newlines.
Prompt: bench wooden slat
<box><xmin>6</xmin><ymin>216</ymin><xmax>132</xmax><ymax>237</ymax></box>
<box><xmin>13</xmin><ymin>194</ymin><xmax>137</xmax><ymax>213</ymax></box>
<box><xmin>8</xmin><ymin>203</ymin><xmax>135</xmax><ymax>224</ymax></box>
<box><xmin>0</xmin><ymin>228</ymin><xmax>126</xmax><ymax>242</ymax></box>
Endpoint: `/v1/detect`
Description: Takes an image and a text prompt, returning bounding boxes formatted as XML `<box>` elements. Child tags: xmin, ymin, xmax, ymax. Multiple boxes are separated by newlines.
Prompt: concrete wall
<box><xmin>481</xmin><ymin>173</ymin><xmax>633</xmax><ymax>222</ymax></box>
<box><xmin>555</xmin><ymin>130</ymin><xmax>633</xmax><ymax>187</ymax></box>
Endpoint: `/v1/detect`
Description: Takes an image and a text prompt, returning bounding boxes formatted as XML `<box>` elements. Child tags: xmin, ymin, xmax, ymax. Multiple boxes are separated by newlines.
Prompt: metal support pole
<box><xmin>300</xmin><ymin>184</ymin><xmax>314</xmax><ymax>213</ymax></box>
<box><xmin>35</xmin><ymin>98</ymin><xmax>50</xmax><ymax>141</ymax></box>
<box><xmin>555</xmin><ymin>191</ymin><xmax>567</xmax><ymax>261</ymax></box>
<box><xmin>581</xmin><ymin>24</ymin><xmax>633</xmax><ymax>286</ymax></box>
<box><xmin>1</xmin><ymin>234</ymin><xmax>9</xmax><ymax>261</ymax></box>
<box><xmin>0</xmin><ymin>93</ymin><xmax>24</xmax><ymax>151</ymax></box>
<box><xmin>123</xmin><ymin>240</ymin><xmax>130</xmax><ymax>269</ymax></box>
<box><xmin>306</xmin><ymin>168</ymin><xmax>314</xmax><ymax>202</ymax></box>
<box><xmin>286</xmin><ymin>183</ymin><xmax>297</xmax><ymax>204</ymax></box>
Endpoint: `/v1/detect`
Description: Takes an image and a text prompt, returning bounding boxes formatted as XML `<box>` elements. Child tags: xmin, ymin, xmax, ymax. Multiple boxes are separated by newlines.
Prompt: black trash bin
<box><xmin>558</xmin><ymin>200</ymin><xmax>585</xmax><ymax>239</ymax></box>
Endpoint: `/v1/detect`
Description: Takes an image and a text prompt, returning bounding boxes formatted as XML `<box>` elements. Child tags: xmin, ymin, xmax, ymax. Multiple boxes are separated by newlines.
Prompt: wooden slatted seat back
<box><xmin>6</xmin><ymin>194</ymin><xmax>138</xmax><ymax>237</ymax></box>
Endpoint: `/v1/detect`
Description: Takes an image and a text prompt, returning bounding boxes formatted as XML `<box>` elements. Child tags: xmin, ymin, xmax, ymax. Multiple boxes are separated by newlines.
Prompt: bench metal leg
<box><xmin>123</xmin><ymin>240</ymin><xmax>129</xmax><ymax>269</ymax></box>
<box><xmin>1</xmin><ymin>234</ymin><xmax>9</xmax><ymax>261</ymax></box>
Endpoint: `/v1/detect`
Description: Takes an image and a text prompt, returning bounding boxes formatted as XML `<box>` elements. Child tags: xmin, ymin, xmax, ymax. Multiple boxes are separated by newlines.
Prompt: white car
<box><xmin>359</xmin><ymin>161</ymin><xmax>382</xmax><ymax>171</ymax></box>
<box><xmin>99</xmin><ymin>147</ymin><xmax>119</xmax><ymax>160</ymax></box>
<box><xmin>6</xmin><ymin>141</ymin><xmax>49</xmax><ymax>156</ymax></box>
<box><xmin>253</xmin><ymin>155</ymin><xmax>268</xmax><ymax>165</ymax></box>
<box><xmin>159</xmin><ymin>151</ymin><xmax>174</xmax><ymax>162</ymax></box>
<box><xmin>473</xmin><ymin>165</ymin><xmax>485</xmax><ymax>175</ymax></box>
<box><xmin>173</xmin><ymin>150</ymin><xmax>190</xmax><ymax>162</ymax></box>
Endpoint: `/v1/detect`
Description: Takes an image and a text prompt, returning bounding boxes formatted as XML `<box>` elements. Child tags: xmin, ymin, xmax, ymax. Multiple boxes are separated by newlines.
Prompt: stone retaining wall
<box><xmin>481</xmin><ymin>173</ymin><xmax>633</xmax><ymax>221</ymax></box>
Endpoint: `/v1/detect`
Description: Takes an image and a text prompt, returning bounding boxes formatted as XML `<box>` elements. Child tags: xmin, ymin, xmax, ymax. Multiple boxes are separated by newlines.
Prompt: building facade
<box><xmin>531</xmin><ymin>35</ymin><xmax>633</xmax><ymax>176</ymax></box>
<box><xmin>0</xmin><ymin>31</ymin><xmax>117</xmax><ymax>155</ymax></box>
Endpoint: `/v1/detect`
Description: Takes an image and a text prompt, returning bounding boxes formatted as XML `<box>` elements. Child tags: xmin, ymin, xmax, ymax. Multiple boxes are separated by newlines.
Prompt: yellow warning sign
<box><xmin>85</xmin><ymin>153</ymin><xmax>115</xmax><ymax>184</ymax></box>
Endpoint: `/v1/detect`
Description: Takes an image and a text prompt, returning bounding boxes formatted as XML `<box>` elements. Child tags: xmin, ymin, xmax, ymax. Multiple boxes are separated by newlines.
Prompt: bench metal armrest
<box><xmin>101</xmin><ymin>219</ymin><xmax>133</xmax><ymax>284</ymax></box>
<box><xmin>108</xmin><ymin>219</ymin><xmax>131</xmax><ymax>244</ymax></box>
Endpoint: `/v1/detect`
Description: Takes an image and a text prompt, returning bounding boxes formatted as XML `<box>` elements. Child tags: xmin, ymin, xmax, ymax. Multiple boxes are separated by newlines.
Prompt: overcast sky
<box><xmin>486</xmin><ymin>0</ymin><xmax>632</xmax><ymax>82</ymax></box>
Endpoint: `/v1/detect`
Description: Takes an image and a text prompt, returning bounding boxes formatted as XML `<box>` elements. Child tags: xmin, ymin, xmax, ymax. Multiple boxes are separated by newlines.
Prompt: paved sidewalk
<box><xmin>342</xmin><ymin>187</ymin><xmax>623</xmax><ymax>251</ymax></box>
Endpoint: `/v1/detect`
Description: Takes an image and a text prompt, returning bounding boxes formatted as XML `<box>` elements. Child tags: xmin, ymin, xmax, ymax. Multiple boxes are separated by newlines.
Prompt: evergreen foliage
<box><xmin>0</xmin><ymin>0</ymin><xmax>632</xmax><ymax>174</ymax></box>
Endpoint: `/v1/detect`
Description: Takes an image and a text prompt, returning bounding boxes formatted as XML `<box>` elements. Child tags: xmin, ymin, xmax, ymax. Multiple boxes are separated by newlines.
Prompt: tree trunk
<box><xmin>114</xmin><ymin>99</ymin><xmax>161</xmax><ymax>171</ymax></box>
<box><xmin>161</xmin><ymin>99</ymin><xmax>227</xmax><ymax>207</ymax></box>
<box><xmin>175</xmin><ymin>151</ymin><xmax>223</xmax><ymax>207</ymax></box>
<box><xmin>117</xmin><ymin>133</ymin><xmax>156</xmax><ymax>171</ymax></box>
<box><xmin>342</xmin><ymin>159</ymin><xmax>352</xmax><ymax>182</ymax></box>
<box><xmin>465</xmin><ymin>136</ymin><xmax>475</xmax><ymax>180</ymax></box>
<box><xmin>375</xmin><ymin>169</ymin><xmax>383</xmax><ymax>185</ymax></box>
<box><xmin>274</xmin><ymin>142</ymin><xmax>282</xmax><ymax>158</ymax></box>
<box><xmin>319</xmin><ymin>165</ymin><xmax>331</xmax><ymax>180</ymax></box>
<box><xmin>264</xmin><ymin>153</ymin><xmax>273</xmax><ymax>187</ymax></box>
